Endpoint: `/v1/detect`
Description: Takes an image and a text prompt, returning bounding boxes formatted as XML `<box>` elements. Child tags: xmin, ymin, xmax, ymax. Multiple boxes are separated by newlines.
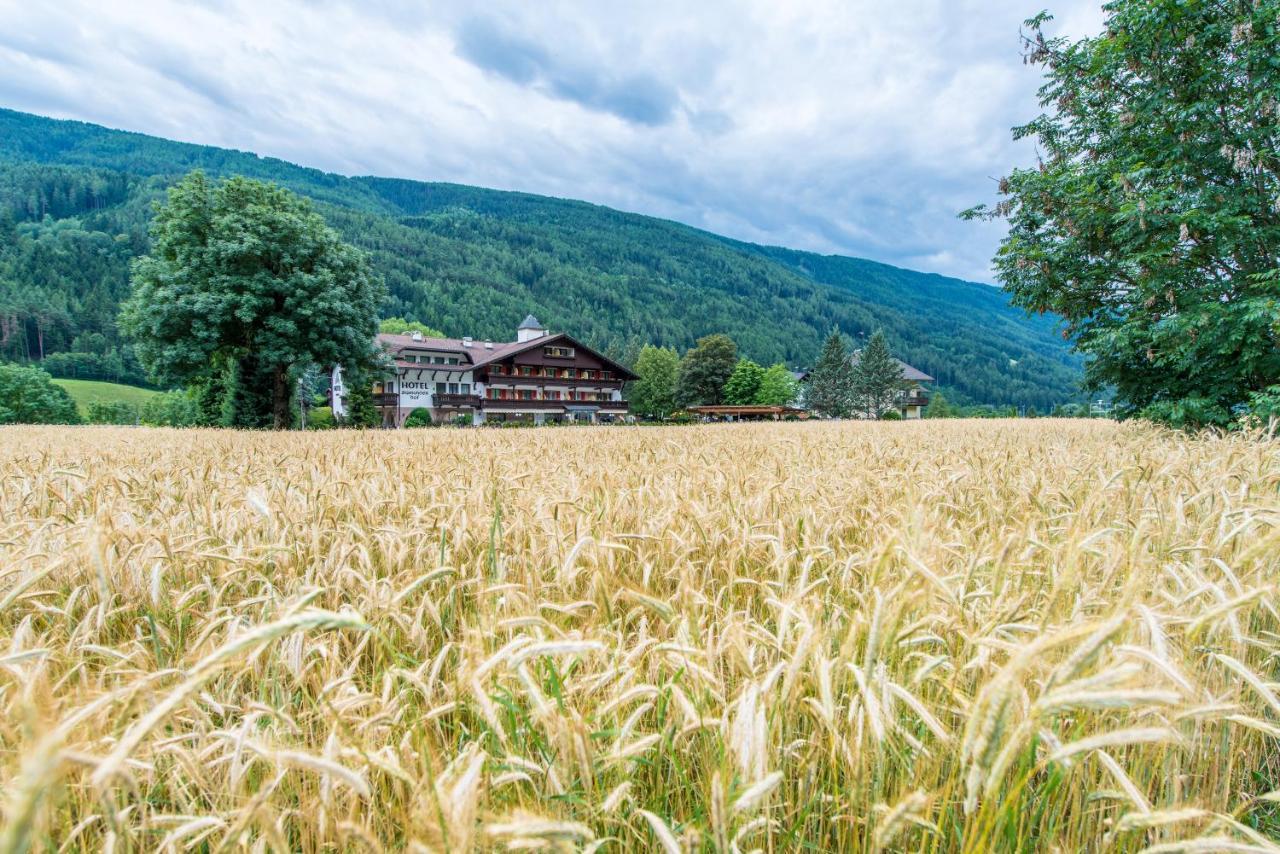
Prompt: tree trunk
<box><xmin>272</xmin><ymin>365</ymin><xmax>291</xmax><ymax>430</ymax></box>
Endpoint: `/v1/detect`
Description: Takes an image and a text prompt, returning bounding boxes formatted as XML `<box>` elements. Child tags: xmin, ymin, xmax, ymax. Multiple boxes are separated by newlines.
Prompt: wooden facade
<box><xmin>333</xmin><ymin>316</ymin><xmax>638</xmax><ymax>427</ymax></box>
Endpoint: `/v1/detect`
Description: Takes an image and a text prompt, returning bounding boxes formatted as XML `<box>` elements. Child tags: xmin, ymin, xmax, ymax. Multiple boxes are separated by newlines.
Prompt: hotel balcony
<box><xmin>902</xmin><ymin>395</ymin><xmax>929</xmax><ymax>408</ymax></box>
<box><xmin>483</xmin><ymin>399</ymin><xmax>629</xmax><ymax>411</ymax></box>
<box><xmin>372</xmin><ymin>392</ymin><xmax>399</xmax><ymax>407</ymax></box>
<box><xmin>485</xmin><ymin>375</ymin><xmax>624</xmax><ymax>387</ymax></box>
<box><xmin>433</xmin><ymin>394</ymin><xmax>482</xmax><ymax>408</ymax></box>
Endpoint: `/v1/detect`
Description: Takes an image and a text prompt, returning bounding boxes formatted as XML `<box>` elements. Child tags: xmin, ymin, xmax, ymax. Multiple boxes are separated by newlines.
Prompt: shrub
<box><xmin>879</xmin><ymin>409</ymin><xmax>902</xmax><ymax>420</ymax></box>
<box><xmin>0</xmin><ymin>363</ymin><xmax>81</xmax><ymax>424</ymax></box>
<box><xmin>307</xmin><ymin>406</ymin><xmax>337</xmax><ymax>429</ymax></box>
<box><xmin>403</xmin><ymin>408</ymin><xmax>434</xmax><ymax>428</ymax></box>
<box><xmin>87</xmin><ymin>400</ymin><xmax>139</xmax><ymax>425</ymax></box>
<box><xmin>139</xmin><ymin>390</ymin><xmax>200</xmax><ymax>427</ymax></box>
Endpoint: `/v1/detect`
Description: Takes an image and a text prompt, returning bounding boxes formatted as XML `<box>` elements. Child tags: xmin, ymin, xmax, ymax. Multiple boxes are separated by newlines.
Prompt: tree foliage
<box><xmin>677</xmin><ymin>334</ymin><xmax>738</xmax><ymax>406</ymax></box>
<box><xmin>924</xmin><ymin>391</ymin><xmax>955</xmax><ymax>419</ymax></box>
<box><xmin>379</xmin><ymin>317</ymin><xmax>446</xmax><ymax>338</ymax></box>
<box><xmin>0</xmin><ymin>362</ymin><xmax>80</xmax><ymax>424</ymax></box>
<box><xmin>628</xmin><ymin>344</ymin><xmax>680</xmax><ymax>420</ymax></box>
<box><xmin>723</xmin><ymin>358</ymin><xmax>766</xmax><ymax>405</ymax></box>
<box><xmin>852</xmin><ymin>331</ymin><xmax>906</xmax><ymax>419</ymax></box>
<box><xmin>140</xmin><ymin>390</ymin><xmax>199</xmax><ymax>427</ymax></box>
<box><xmin>119</xmin><ymin>172</ymin><xmax>385</xmax><ymax>428</ymax></box>
<box><xmin>806</xmin><ymin>331</ymin><xmax>855</xmax><ymax>418</ymax></box>
<box><xmin>966</xmin><ymin>2</ymin><xmax>1280</xmax><ymax>427</ymax></box>
<box><xmin>86</xmin><ymin>399</ymin><xmax>137</xmax><ymax>425</ymax></box>
<box><xmin>754</xmin><ymin>363</ymin><xmax>798</xmax><ymax>406</ymax></box>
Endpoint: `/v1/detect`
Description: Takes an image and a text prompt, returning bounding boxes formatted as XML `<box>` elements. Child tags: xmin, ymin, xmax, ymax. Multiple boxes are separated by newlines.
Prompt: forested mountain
<box><xmin>0</xmin><ymin>108</ymin><xmax>1083</xmax><ymax>408</ymax></box>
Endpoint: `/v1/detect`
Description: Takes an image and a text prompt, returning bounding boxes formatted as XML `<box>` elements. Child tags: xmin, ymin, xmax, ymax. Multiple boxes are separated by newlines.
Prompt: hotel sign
<box><xmin>399</xmin><ymin>380</ymin><xmax>433</xmax><ymax>408</ymax></box>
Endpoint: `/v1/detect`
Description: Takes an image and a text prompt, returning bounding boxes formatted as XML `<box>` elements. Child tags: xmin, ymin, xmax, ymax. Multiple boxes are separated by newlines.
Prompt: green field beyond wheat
<box><xmin>1</xmin><ymin>421</ymin><xmax>1278</xmax><ymax>852</ymax></box>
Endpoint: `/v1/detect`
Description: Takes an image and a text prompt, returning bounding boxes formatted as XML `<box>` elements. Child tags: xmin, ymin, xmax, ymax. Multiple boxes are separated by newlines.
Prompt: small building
<box><xmin>332</xmin><ymin>315</ymin><xmax>638</xmax><ymax>426</ymax></box>
<box><xmin>860</xmin><ymin>357</ymin><xmax>933</xmax><ymax>419</ymax></box>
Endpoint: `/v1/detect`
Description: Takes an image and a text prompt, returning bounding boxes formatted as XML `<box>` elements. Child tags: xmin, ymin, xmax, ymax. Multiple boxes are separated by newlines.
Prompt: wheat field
<box><xmin>0</xmin><ymin>420</ymin><xmax>1278</xmax><ymax>852</ymax></box>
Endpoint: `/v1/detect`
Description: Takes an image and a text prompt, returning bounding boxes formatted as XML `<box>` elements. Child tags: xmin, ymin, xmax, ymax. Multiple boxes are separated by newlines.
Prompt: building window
<box><xmin>448</xmin><ymin>358</ymin><xmax>459</xmax><ymax>365</ymax></box>
<box><xmin>435</xmin><ymin>382</ymin><xmax>446</xmax><ymax>395</ymax></box>
<box><xmin>544</xmin><ymin>345</ymin><xmax>575</xmax><ymax>358</ymax></box>
<box><xmin>601</xmin><ymin>371</ymin><xmax>612</xmax><ymax>380</ymax></box>
<box><xmin>461</xmin><ymin>383</ymin><xmax>471</xmax><ymax>394</ymax></box>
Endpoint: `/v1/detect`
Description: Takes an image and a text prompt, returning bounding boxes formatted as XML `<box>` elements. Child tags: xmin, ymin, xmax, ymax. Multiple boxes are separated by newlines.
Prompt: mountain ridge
<box><xmin>0</xmin><ymin>107</ymin><xmax>1082</xmax><ymax>407</ymax></box>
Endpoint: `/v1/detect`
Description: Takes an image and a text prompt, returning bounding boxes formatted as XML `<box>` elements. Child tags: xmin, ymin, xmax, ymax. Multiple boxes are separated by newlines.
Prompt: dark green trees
<box><xmin>852</xmin><ymin>331</ymin><xmax>906</xmax><ymax>419</ymax></box>
<box><xmin>120</xmin><ymin>172</ymin><xmax>384</xmax><ymax>429</ymax></box>
<box><xmin>677</xmin><ymin>334</ymin><xmax>738</xmax><ymax>406</ymax></box>
<box><xmin>967</xmin><ymin>2</ymin><xmax>1280</xmax><ymax>427</ymax></box>
<box><xmin>806</xmin><ymin>331</ymin><xmax>855</xmax><ymax>418</ymax></box>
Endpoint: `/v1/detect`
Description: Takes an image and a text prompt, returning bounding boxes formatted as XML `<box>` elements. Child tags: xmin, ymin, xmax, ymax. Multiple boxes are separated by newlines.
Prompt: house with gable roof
<box><xmin>332</xmin><ymin>314</ymin><xmax>637</xmax><ymax>426</ymax></box>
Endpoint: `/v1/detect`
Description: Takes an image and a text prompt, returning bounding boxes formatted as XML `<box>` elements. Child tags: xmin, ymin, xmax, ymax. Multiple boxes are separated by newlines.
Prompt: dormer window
<box><xmin>544</xmin><ymin>345</ymin><xmax>575</xmax><ymax>358</ymax></box>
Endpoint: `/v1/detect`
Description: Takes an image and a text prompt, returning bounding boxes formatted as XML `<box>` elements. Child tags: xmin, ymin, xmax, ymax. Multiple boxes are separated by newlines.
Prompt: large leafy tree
<box><xmin>0</xmin><ymin>362</ymin><xmax>80</xmax><ymax>424</ymax></box>
<box><xmin>966</xmin><ymin>2</ymin><xmax>1280</xmax><ymax>428</ymax></box>
<box><xmin>852</xmin><ymin>331</ymin><xmax>906</xmax><ymax>419</ymax></box>
<box><xmin>677</xmin><ymin>334</ymin><xmax>737</xmax><ymax>406</ymax></box>
<box><xmin>723</xmin><ymin>358</ymin><xmax>766</xmax><ymax>405</ymax></box>
<box><xmin>806</xmin><ymin>330</ymin><xmax>855</xmax><ymax>418</ymax></box>
<box><xmin>629</xmin><ymin>344</ymin><xmax>680</xmax><ymax>419</ymax></box>
<box><xmin>120</xmin><ymin>171</ymin><xmax>385</xmax><ymax>429</ymax></box>
<box><xmin>755</xmin><ymin>363</ymin><xmax>798</xmax><ymax>406</ymax></box>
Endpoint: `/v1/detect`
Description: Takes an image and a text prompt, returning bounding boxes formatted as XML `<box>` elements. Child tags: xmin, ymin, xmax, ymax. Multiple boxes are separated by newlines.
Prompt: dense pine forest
<box><xmin>0</xmin><ymin>108</ymin><xmax>1083</xmax><ymax>408</ymax></box>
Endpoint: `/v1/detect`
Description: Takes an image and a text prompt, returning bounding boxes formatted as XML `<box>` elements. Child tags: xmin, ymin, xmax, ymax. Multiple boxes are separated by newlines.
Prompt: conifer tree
<box><xmin>852</xmin><ymin>330</ymin><xmax>906</xmax><ymax>419</ymax></box>
<box><xmin>806</xmin><ymin>330</ymin><xmax>854</xmax><ymax>418</ymax></box>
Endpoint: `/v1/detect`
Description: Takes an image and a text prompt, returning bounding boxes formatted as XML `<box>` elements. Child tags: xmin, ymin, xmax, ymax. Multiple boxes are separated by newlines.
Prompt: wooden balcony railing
<box><xmin>434</xmin><ymin>394</ymin><xmax>481</xmax><ymax>408</ymax></box>
<box><xmin>372</xmin><ymin>393</ymin><xmax>399</xmax><ymax>407</ymax></box>
<box><xmin>902</xmin><ymin>396</ymin><xmax>929</xmax><ymax>408</ymax></box>
<box><xmin>483</xmin><ymin>399</ymin><xmax>629</xmax><ymax>410</ymax></box>
<box><xmin>485</xmin><ymin>375</ymin><xmax>624</xmax><ymax>386</ymax></box>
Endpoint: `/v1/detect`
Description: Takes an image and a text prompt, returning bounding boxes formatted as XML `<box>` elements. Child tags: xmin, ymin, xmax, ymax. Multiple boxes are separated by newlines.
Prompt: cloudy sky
<box><xmin>0</xmin><ymin>1</ymin><xmax>1104</xmax><ymax>282</ymax></box>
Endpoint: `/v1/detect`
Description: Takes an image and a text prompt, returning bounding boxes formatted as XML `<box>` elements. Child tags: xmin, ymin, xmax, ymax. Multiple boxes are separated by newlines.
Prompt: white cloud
<box><xmin>0</xmin><ymin>0</ymin><xmax>1105</xmax><ymax>281</ymax></box>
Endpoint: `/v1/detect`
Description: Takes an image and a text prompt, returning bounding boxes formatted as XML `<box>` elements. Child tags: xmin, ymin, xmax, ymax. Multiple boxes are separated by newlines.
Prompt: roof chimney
<box><xmin>410</xmin><ymin>331</ymin><xmax>423</xmax><ymax>341</ymax></box>
<box><xmin>462</xmin><ymin>336</ymin><xmax>473</xmax><ymax>347</ymax></box>
<box><xmin>484</xmin><ymin>340</ymin><xmax>493</xmax><ymax>349</ymax></box>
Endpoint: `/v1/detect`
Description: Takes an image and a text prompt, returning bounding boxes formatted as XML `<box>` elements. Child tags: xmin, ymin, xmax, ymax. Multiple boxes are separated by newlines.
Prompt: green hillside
<box><xmin>0</xmin><ymin>107</ymin><xmax>1084</xmax><ymax>408</ymax></box>
<box><xmin>52</xmin><ymin>378</ymin><xmax>158</xmax><ymax>415</ymax></box>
